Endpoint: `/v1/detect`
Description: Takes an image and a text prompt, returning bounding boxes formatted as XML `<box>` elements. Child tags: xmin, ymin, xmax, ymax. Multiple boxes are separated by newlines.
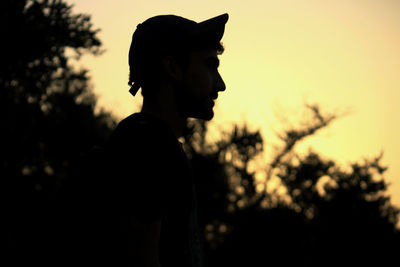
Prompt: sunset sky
<box><xmin>68</xmin><ymin>0</ymin><xmax>400</xmax><ymax>207</ymax></box>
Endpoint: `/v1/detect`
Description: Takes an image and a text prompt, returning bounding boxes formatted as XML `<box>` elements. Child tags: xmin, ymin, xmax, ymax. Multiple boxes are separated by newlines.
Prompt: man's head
<box><xmin>128</xmin><ymin>14</ymin><xmax>228</xmax><ymax>120</ymax></box>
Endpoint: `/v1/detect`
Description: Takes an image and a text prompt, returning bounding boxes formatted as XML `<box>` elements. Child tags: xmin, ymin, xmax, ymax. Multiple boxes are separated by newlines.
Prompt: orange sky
<box><xmin>68</xmin><ymin>0</ymin><xmax>400</xmax><ymax>208</ymax></box>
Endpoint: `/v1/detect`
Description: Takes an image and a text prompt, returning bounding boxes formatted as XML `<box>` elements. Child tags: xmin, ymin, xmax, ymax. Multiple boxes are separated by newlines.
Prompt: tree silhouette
<box><xmin>3</xmin><ymin>2</ymin><xmax>399</xmax><ymax>266</ymax></box>
<box><xmin>184</xmin><ymin>105</ymin><xmax>400</xmax><ymax>267</ymax></box>
<box><xmin>2</xmin><ymin>1</ymin><xmax>115</xmax><ymax>265</ymax></box>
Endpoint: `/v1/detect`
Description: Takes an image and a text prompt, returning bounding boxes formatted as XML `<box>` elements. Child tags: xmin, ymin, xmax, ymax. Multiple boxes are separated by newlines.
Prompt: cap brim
<box><xmin>195</xmin><ymin>13</ymin><xmax>229</xmax><ymax>43</ymax></box>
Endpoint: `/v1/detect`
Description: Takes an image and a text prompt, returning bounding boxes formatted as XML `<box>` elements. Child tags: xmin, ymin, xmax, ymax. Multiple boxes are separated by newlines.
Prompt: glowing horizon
<box><xmin>68</xmin><ymin>0</ymin><xmax>400</xmax><ymax>208</ymax></box>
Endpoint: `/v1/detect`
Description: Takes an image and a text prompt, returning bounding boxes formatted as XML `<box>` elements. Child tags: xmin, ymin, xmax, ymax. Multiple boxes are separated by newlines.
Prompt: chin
<box><xmin>190</xmin><ymin>109</ymin><xmax>214</xmax><ymax>121</ymax></box>
<box><xmin>202</xmin><ymin>112</ymin><xmax>214</xmax><ymax>121</ymax></box>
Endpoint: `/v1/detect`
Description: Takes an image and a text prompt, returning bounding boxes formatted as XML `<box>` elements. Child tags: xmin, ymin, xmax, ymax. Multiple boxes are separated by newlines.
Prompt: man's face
<box><xmin>177</xmin><ymin>49</ymin><xmax>226</xmax><ymax>121</ymax></box>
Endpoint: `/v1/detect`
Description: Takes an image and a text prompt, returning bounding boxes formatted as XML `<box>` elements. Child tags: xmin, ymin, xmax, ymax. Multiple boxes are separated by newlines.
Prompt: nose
<box><xmin>216</xmin><ymin>71</ymin><xmax>226</xmax><ymax>92</ymax></box>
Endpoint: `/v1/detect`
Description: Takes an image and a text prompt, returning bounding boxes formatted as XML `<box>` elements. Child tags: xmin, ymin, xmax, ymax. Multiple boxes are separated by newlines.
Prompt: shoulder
<box><xmin>112</xmin><ymin>113</ymin><xmax>152</xmax><ymax>137</ymax></box>
<box><xmin>106</xmin><ymin>113</ymin><xmax>179</xmax><ymax>158</ymax></box>
<box><xmin>112</xmin><ymin>113</ymin><xmax>173</xmax><ymax>140</ymax></box>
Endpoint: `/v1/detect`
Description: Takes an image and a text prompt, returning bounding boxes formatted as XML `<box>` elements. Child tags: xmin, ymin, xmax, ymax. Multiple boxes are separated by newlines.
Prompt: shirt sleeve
<box><xmin>106</xmin><ymin>119</ymin><xmax>173</xmax><ymax>221</ymax></box>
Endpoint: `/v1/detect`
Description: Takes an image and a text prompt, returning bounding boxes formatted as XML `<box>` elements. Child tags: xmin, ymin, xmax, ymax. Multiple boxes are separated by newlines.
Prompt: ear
<box><xmin>162</xmin><ymin>56</ymin><xmax>183</xmax><ymax>82</ymax></box>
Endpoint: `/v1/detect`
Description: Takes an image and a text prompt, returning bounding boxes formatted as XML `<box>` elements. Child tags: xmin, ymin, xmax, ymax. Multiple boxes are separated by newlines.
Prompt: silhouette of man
<box><xmin>105</xmin><ymin>13</ymin><xmax>228</xmax><ymax>267</ymax></box>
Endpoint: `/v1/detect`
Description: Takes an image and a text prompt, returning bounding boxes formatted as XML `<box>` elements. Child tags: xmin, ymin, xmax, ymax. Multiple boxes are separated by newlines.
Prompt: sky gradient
<box><xmin>68</xmin><ymin>0</ymin><xmax>400</xmax><ymax>207</ymax></box>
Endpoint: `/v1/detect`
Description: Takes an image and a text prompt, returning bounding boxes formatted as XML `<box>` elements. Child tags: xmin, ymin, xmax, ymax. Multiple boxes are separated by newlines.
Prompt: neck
<box><xmin>140</xmin><ymin>86</ymin><xmax>187</xmax><ymax>139</ymax></box>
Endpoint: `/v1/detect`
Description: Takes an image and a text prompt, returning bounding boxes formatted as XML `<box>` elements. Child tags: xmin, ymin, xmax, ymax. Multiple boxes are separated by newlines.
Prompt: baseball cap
<box><xmin>128</xmin><ymin>13</ymin><xmax>229</xmax><ymax>96</ymax></box>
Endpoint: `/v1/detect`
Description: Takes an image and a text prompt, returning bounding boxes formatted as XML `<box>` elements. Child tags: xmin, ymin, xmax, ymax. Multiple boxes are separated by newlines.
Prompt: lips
<box><xmin>211</xmin><ymin>93</ymin><xmax>218</xmax><ymax>100</ymax></box>
<box><xmin>209</xmin><ymin>99</ymin><xmax>215</xmax><ymax>107</ymax></box>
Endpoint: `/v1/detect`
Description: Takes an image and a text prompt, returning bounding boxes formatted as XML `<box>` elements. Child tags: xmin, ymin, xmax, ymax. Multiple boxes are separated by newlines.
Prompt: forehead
<box><xmin>188</xmin><ymin>49</ymin><xmax>218</xmax><ymax>63</ymax></box>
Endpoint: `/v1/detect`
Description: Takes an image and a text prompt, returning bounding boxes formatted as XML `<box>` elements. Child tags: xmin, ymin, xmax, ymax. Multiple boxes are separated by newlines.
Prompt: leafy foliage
<box><xmin>3</xmin><ymin>2</ymin><xmax>399</xmax><ymax>266</ymax></box>
<box><xmin>184</xmin><ymin>105</ymin><xmax>400</xmax><ymax>266</ymax></box>
<box><xmin>2</xmin><ymin>2</ymin><xmax>114</xmax><ymax>264</ymax></box>
<box><xmin>1</xmin><ymin>0</ymin><xmax>111</xmax><ymax>202</ymax></box>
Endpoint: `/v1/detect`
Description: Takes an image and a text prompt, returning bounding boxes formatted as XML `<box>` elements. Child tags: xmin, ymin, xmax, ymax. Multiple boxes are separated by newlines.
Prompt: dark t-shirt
<box><xmin>105</xmin><ymin>112</ymin><xmax>203</xmax><ymax>267</ymax></box>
